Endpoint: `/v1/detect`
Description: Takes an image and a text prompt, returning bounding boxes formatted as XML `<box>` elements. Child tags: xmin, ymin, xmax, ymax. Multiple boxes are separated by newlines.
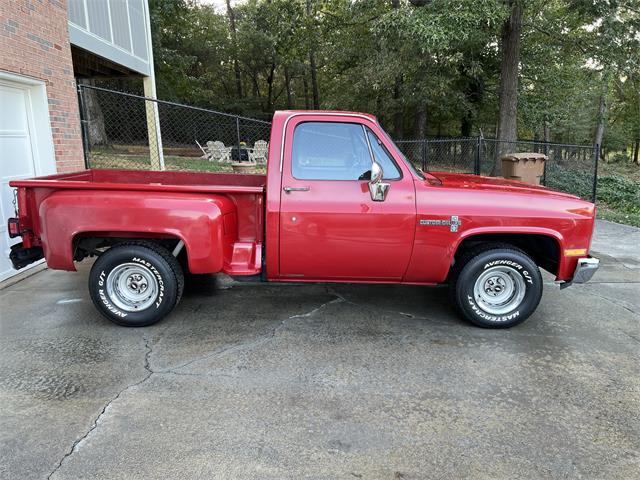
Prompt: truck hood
<box><xmin>428</xmin><ymin>172</ymin><xmax>580</xmax><ymax>200</ymax></box>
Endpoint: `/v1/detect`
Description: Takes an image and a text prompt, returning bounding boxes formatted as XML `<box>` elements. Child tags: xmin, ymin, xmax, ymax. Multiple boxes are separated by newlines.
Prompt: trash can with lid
<box><xmin>501</xmin><ymin>153</ymin><xmax>547</xmax><ymax>185</ymax></box>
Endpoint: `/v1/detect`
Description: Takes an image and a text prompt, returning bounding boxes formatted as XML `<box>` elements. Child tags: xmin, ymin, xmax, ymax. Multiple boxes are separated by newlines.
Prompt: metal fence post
<box><xmin>424</xmin><ymin>139</ymin><xmax>429</xmax><ymax>171</ymax></box>
<box><xmin>236</xmin><ymin>117</ymin><xmax>241</xmax><ymax>162</ymax></box>
<box><xmin>421</xmin><ymin>139</ymin><xmax>427</xmax><ymax>171</ymax></box>
<box><xmin>76</xmin><ymin>85</ymin><xmax>91</xmax><ymax>169</ymax></box>
<box><xmin>592</xmin><ymin>143</ymin><xmax>600</xmax><ymax>203</ymax></box>
<box><xmin>474</xmin><ymin>136</ymin><xmax>481</xmax><ymax>175</ymax></box>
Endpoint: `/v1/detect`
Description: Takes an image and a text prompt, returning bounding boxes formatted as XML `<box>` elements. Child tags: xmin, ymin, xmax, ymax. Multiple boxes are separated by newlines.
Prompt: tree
<box><xmin>141</xmin><ymin>0</ymin><xmax>638</xmax><ymax>170</ymax></box>
<box><xmin>306</xmin><ymin>0</ymin><xmax>320</xmax><ymax>109</ymax></box>
<box><xmin>494</xmin><ymin>0</ymin><xmax>523</xmax><ymax>175</ymax></box>
<box><xmin>226</xmin><ymin>0</ymin><xmax>243</xmax><ymax>100</ymax></box>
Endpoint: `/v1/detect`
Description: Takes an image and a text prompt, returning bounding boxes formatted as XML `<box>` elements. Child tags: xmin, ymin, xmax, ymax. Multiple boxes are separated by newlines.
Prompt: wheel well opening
<box><xmin>72</xmin><ymin>234</ymin><xmax>188</xmax><ymax>269</ymax></box>
<box><xmin>454</xmin><ymin>233</ymin><xmax>560</xmax><ymax>276</ymax></box>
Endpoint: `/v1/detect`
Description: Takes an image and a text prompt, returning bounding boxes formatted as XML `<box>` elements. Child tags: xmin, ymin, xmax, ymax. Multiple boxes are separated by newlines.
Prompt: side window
<box><xmin>365</xmin><ymin>127</ymin><xmax>401</xmax><ymax>180</ymax></box>
<box><xmin>291</xmin><ymin>122</ymin><xmax>371</xmax><ymax>180</ymax></box>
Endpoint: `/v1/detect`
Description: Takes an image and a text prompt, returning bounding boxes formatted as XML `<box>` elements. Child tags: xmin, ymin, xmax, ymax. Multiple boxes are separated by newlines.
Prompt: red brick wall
<box><xmin>0</xmin><ymin>0</ymin><xmax>85</xmax><ymax>172</ymax></box>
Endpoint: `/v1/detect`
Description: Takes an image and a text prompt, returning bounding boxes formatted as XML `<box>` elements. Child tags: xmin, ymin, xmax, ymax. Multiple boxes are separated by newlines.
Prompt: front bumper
<box><xmin>560</xmin><ymin>257</ymin><xmax>600</xmax><ymax>289</ymax></box>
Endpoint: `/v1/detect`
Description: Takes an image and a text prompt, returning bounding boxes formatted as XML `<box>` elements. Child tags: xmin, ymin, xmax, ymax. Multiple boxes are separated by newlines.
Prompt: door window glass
<box><xmin>291</xmin><ymin>122</ymin><xmax>371</xmax><ymax>180</ymax></box>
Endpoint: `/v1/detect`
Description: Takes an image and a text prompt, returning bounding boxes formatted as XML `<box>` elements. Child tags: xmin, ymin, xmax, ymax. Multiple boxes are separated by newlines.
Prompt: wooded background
<box><xmin>149</xmin><ymin>0</ymin><xmax>640</xmax><ymax>162</ymax></box>
<box><xmin>144</xmin><ymin>0</ymin><xmax>638</xmax><ymax>164</ymax></box>
<box><xmin>77</xmin><ymin>0</ymin><xmax>639</xmax><ymax>224</ymax></box>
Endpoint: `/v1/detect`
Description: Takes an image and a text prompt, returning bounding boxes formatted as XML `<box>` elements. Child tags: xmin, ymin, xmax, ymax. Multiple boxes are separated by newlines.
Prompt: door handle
<box><xmin>283</xmin><ymin>186</ymin><xmax>310</xmax><ymax>193</ymax></box>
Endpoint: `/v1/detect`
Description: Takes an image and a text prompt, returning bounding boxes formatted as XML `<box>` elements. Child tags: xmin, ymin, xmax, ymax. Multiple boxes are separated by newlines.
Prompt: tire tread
<box><xmin>448</xmin><ymin>242</ymin><xmax>540</xmax><ymax>328</ymax></box>
<box><xmin>89</xmin><ymin>240</ymin><xmax>184</xmax><ymax>327</ymax></box>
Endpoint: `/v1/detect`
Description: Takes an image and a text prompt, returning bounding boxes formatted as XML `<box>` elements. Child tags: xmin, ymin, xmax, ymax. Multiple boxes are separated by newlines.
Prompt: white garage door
<box><xmin>0</xmin><ymin>74</ymin><xmax>56</xmax><ymax>283</ymax></box>
<box><xmin>0</xmin><ymin>82</ymin><xmax>42</xmax><ymax>281</ymax></box>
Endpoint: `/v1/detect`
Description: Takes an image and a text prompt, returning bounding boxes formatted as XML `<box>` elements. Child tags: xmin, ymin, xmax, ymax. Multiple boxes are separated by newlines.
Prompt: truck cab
<box><xmin>8</xmin><ymin>110</ymin><xmax>599</xmax><ymax>329</ymax></box>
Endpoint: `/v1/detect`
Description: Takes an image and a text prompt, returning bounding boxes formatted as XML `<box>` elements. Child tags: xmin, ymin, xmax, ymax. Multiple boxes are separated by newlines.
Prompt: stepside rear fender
<box><xmin>38</xmin><ymin>190</ymin><xmax>236</xmax><ymax>273</ymax></box>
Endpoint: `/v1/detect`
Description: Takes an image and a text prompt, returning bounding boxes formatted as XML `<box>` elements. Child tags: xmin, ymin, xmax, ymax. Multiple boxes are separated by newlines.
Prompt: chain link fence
<box><xmin>78</xmin><ymin>84</ymin><xmax>271</xmax><ymax>174</ymax></box>
<box><xmin>395</xmin><ymin>137</ymin><xmax>598</xmax><ymax>201</ymax></box>
<box><xmin>78</xmin><ymin>85</ymin><xmax>598</xmax><ymax>201</ymax></box>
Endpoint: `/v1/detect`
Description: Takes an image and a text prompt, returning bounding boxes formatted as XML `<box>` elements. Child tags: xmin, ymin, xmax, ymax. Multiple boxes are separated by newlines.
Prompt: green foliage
<box><xmin>596</xmin><ymin>174</ymin><xmax>640</xmax><ymax>227</ymax></box>
<box><xmin>145</xmin><ymin>0</ymin><xmax>639</xmax><ymax>176</ymax></box>
<box><xmin>545</xmin><ymin>162</ymin><xmax>640</xmax><ymax>226</ymax></box>
<box><xmin>545</xmin><ymin>163</ymin><xmax>594</xmax><ymax>200</ymax></box>
<box><xmin>148</xmin><ymin>1</ymin><xmax>634</xmax><ymax>142</ymax></box>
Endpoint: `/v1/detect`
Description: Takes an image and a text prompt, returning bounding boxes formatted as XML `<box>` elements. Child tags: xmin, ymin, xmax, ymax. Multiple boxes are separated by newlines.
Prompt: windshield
<box><xmin>377</xmin><ymin>124</ymin><xmax>425</xmax><ymax>180</ymax></box>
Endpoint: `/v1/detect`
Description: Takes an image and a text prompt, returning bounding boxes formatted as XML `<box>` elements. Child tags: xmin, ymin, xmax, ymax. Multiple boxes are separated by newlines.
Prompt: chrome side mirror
<box><xmin>368</xmin><ymin>161</ymin><xmax>390</xmax><ymax>202</ymax></box>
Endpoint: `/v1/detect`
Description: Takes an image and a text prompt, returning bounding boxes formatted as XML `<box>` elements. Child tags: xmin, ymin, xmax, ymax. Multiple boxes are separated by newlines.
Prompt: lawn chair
<box><xmin>249</xmin><ymin>140</ymin><xmax>268</xmax><ymax>164</ymax></box>
<box><xmin>205</xmin><ymin>141</ymin><xmax>231</xmax><ymax>163</ymax></box>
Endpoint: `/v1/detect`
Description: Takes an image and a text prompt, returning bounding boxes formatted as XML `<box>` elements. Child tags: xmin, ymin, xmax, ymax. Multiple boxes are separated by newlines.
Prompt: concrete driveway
<box><xmin>1</xmin><ymin>220</ymin><xmax>638</xmax><ymax>479</ymax></box>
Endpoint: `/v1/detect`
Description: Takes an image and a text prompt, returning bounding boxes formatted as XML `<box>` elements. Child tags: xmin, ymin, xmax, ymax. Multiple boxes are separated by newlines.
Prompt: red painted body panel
<box><xmin>39</xmin><ymin>190</ymin><xmax>234</xmax><ymax>273</ymax></box>
<box><xmin>406</xmin><ymin>177</ymin><xmax>595</xmax><ymax>282</ymax></box>
<box><xmin>10</xmin><ymin>110</ymin><xmax>597</xmax><ymax>285</ymax></box>
<box><xmin>11</xmin><ymin>169</ymin><xmax>265</xmax><ymax>276</ymax></box>
<box><xmin>277</xmin><ymin>113</ymin><xmax>416</xmax><ymax>281</ymax></box>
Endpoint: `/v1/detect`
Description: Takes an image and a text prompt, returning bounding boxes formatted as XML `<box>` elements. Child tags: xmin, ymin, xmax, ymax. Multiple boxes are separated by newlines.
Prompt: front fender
<box><xmin>404</xmin><ymin>221</ymin><xmax>569</xmax><ymax>284</ymax></box>
<box><xmin>39</xmin><ymin>190</ymin><xmax>235</xmax><ymax>273</ymax></box>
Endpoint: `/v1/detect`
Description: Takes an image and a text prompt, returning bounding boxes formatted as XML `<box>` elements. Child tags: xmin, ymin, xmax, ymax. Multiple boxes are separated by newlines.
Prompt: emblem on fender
<box><xmin>419</xmin><ymin>215</ymin><xmax>462</xmax><ymax>232</ymax></box>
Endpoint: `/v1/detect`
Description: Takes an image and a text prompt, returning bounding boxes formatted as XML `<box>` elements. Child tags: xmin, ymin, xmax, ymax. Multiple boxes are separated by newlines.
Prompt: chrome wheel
<box><xmin>473</xmin><ymin>266</ymin><xmax>526</xmax><ymax>315</ymax></box>
<box><xmin>106</xmin><ymin>263</ymin><xmax>158</xmax><ymax>312</ymax></box>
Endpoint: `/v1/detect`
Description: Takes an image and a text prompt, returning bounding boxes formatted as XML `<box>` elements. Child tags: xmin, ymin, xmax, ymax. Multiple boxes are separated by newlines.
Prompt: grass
<box><xmin>89</xmin><ymin>150</ymin><xmax>266</xmax><ymax>174</ymax></box>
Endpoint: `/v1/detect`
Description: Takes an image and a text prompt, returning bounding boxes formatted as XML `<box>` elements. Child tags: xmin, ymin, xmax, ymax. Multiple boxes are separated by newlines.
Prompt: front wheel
<box><xmin>89</xmin><ymin>242</ymin><xmax>184</xmax><ymax>327</ymax></box>
<box><xmin>450</xmin><ymin>246</ymin><xmax>543</xmax><ymax>328</ymax></box>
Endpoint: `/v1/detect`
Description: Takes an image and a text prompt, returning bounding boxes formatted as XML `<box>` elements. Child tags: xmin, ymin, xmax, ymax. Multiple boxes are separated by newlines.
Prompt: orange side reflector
<box><xmin>564</xmin><ymin>248</ymin><xmax>587</xmax><ymax>257</ymax></box>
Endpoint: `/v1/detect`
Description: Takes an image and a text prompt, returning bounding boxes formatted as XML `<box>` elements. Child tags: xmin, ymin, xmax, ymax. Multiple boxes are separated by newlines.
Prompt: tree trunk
<box><xmin>593</xmin><ymin>72</ymin><xmax>610</xmax><ymax>149</ymax></box>
<box><xmin>306</xmin><ymin>0</ymin><xmax>320</xmax><ymax>109</ymax></box>
<box><xmin>543</xmin><ymin>121</ymin><xmax>550</xmax><ymax>143</ymax></box>
<box><xmin>391</xmin><ymin>0</ymin><xmax>403</xmax><ymax>137</ymax></box>
<box><xmin>543</xmin><ymin>120</ymin><xmax>550</xmax><ymax>157</ymax></box>
<box><xmin>251</xmin><ymin>73</ymin><xmax>260</xmax><ymax>98</ymax></box>
<box><xmin>284</xmin><ymin>66</ymin><xmax>293</xmax><ymax>109</ymax></box>
<box><xmin>416</xmin><ymin>104</ymin><xmax>427</xmax><ymax>138</ymax></box>
<box><xmin>393</xmin><ymin>75</ymin><xmax>404</xmax><ymax>137</ymax></box>
<box><xmin>226</xmin><ymin>0</ymin><xmax>243</xmax><ymax>100</ymax></box>
<box><xmin>493</xmin><ymin>1</ymin><xmax>523</xmax><ymax>176</ymax></box>
<box><xmin>78</xmin><ymin>79</ymin><xmax>107</xmax><ymax>146</ymax></box>
<box><xmin>633</xmin><ymin>140</ymin><xmax>639</xmax><ymax>165</ymax></box>
<box><xmin>309</xmin><ymin>52</ymin><xmax>320</xmax><ymax>109</ymax></box>
<box><xmin>461</xmin><ymin>116</ymin><xmax>472</xmax><ymax>137</ymax></box>
<box><xmin>266</xmin><ymin>62</ymin><xmax>276</xmax><ymax>112</ymax></box>
<box><xmin>302</xmin><ymin>73</ymin><xmax>310</xmax><ymax>109</ymax></box>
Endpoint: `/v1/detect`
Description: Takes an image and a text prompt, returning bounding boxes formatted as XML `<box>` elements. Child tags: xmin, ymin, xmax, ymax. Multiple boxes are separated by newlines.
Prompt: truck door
<box><xmin>279</xmin><ymin>116</ymin><xmax>416</xmax><ymax>281</ymax></box>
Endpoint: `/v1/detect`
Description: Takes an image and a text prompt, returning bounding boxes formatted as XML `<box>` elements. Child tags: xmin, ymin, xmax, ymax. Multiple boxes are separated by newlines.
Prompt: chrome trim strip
<box><xmin>362</xmin><ymin>124</ymin><xmax>375</xmax><ymax>161</ymax></box>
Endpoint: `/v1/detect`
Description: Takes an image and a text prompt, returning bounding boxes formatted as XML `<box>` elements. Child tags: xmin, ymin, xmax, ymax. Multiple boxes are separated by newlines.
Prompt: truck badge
<box><xmin>419</xmin><ymin>215</ymin><xmax>462</xmax><ymax>232</ymax></box>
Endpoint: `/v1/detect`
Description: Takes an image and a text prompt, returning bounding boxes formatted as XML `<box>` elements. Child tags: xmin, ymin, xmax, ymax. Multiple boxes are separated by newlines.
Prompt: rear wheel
<box><xmin>449</xmin><ymin>245</ymin><xmax>542</xmax><ymax>328</ymax></box>
<box><xmin>89</xmin><ymin>242</ymin><xmax>184</xmax><ymax>327</ymax></box>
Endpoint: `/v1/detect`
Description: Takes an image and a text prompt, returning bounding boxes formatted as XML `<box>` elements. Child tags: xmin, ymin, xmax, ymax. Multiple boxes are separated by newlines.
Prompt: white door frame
<box><xmin>0</xmin><ymin>70</ymin><xmax>57</xmax><ymax>176</ymax></box>
<box><xmin>0</xmin><ymin>70</ymin><xmax>57</xmax><ymax>283</ymax></box>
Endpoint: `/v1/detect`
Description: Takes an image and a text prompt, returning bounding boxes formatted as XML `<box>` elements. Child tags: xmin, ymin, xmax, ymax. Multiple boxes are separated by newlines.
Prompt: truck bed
<box><xmin>10</xmin><ymin>169</ymin><xmax>266</xmax><ymax>276</ymax></box>
<box><xmin>11</xmin><ymin>168</ymin><xmax>266</xmax><ymax>194</ymax></box>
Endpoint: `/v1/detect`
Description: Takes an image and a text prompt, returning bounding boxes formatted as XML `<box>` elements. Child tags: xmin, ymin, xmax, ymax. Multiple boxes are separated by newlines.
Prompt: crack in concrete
<box><xmin>576</xmin><ymin>288</ymin><xmax>640</xmax><ymax>347</ymax></box>
<box><xmin>164</xmin><ymin>294</ymin><xmax>345</xmax><ymax>374</ymax></box>
<box><xmin>582</xmin><ymin>288</ymin><xmax>639</xmax><ymax>316</ymax></box>
<box><xmin>47</xmin><ymin>336</ymin><xmax>154</xmax><ymax>480</ymax></box>
<box><xmin>326</xmin><ymin>285</ymin><xmax>448</xmax><ymax>325</ymax></box>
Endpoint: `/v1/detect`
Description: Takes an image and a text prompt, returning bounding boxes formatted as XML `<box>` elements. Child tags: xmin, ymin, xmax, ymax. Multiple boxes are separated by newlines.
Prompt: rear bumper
<box><xmin>560</xmin><ymin>256</ymin><xmax>599</xmax><ymax>289</ymax></box>
<box><xmin>9</xmin><ymin>243</ymin><xmax>44</xmax><ymax>270</ymax></box>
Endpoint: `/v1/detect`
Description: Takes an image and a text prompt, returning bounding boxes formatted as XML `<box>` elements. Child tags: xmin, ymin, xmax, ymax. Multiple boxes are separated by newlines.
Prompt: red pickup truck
<box><xmin>8</xmin><ymin>110</ymin><xmax>599</xmax><ymax>328</ymax></box>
